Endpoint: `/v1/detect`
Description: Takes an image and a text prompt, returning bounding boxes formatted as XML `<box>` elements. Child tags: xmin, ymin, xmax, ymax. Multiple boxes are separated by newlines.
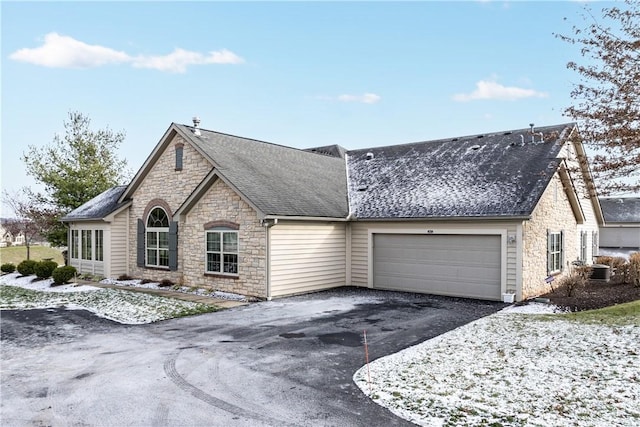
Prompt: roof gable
<box><xmin>174</xmin><ymin>124</ymin><xmax>349</xmax><ymax>218</ymax></box>
<box><xmin>346</xmin><ymin>124</ymin><xmax>575</xmax><ymax>219</ymax></box>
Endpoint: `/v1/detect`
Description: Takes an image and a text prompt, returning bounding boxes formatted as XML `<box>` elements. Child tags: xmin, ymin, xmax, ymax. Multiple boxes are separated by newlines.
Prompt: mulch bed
<box><xmin>540</xmin><ymin>279</ymin><xmax>640</xmax><ymax>312</ymax></box>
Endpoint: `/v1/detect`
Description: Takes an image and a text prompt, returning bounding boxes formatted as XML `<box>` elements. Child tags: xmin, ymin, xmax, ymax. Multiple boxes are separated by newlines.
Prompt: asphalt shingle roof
<box><xmin>61</xmin><ymin>185</ymin><xmax>128</xmax><ymax>221</ymax></box>
<box><xmin>599</xmin><ymin>198</ymin><xmax>640</xmax><ymax>223</ymax></box>
<box><xmin>346</xmin><ymin>124</ymin><xmax>575</xmax><ymax>219</ymax></box>
<box><xmin>175</xmin><ymin>124</ymin><xmax>349</xmax><ymax>218</ymax></box>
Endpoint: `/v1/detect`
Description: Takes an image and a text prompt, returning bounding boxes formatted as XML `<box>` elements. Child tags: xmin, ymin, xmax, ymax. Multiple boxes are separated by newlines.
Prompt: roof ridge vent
<box><xmin>192</xmin><ymin>116</ymin><xmax>201</xmax><ymax>136</ymax></box>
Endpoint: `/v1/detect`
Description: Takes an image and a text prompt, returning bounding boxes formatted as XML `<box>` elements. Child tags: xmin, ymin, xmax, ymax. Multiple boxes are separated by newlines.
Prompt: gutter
<box><xmin>351</xmin><ymin>215</ymin><xmax>532</xmax><ymax>222</ymax></box>
<box><xmin>262</xmin><ymin>215</ymin><xmax>349</xmax><ymax>222</ymax></box>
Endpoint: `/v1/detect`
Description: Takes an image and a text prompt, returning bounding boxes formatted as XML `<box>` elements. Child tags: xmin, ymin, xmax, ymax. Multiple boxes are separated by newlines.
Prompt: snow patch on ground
<box><xmin>354</xmin><ymin>310</ymin><xmax>640</xmax><ymax>426</ymax></box>
<box><xmin>0</xmin><ymin>273</ymin><xmax>99</xmax><ymax>293</ymax></box>
<box><xmin>0</xmin><ymin>273</ymin><xmax>217</xmax><ymax>324</ymax></box>
<box><xmin>100</xmin><ymin>277</ymin><xmax>248</xmax><ymax>301</ymax></box>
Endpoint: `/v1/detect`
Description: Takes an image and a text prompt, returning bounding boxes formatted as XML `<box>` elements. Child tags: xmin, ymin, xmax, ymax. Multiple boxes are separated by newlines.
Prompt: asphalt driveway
<box><xmin>1</xmin><ymin>287</ymin><xmax>505</xmax><ymax>426</ymax></box>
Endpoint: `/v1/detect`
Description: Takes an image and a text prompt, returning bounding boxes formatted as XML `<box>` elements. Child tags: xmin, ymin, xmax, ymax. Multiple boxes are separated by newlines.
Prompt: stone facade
<box><xmin>128</xmin><ymin>134</ymin><xmax>212</xmax><ymax>283</ymax></box>
<box><xmin>522</xmin><ymin>172</ymin><xmax>578</xmax><ymax>299</ymax></box>
<box><xmin>182</xmin><ymin>179</ymin><xmax>266</xmax><ymax>297</ymax></box>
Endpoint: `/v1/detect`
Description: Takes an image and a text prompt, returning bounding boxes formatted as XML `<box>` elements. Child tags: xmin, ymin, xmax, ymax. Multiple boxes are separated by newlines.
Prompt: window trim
<box><xmin>547</xmin><ymin>230</ymin><xmax>564</xmax><ymax>275</ymax></box>
<box><xmin>81</xmin><ymin>230</ymin><xmax>92</xmax><ymax>261</ymax></box>
<box><xmin>146</xmin><ymin>207</ymin><xmax>170</xmax><ymax>269</ymax></box>
<box><xmin>71</xmin><ymin>229</ymin><xmax>79</xmax><ymax>259</ymax></box>
<box><xmin>95</xmin><ymin>229</ymin><xmax>104</xmax><ymax>262</ymax></box>
<box><xmin>205</xmin><ymin>230</ymin><xmax>239</xmax><ymax>276</ymax></box>
<box><xmin>579</xmin><ymin>231</ymin><xmax>588</xmax><ymax>263</ymax></box>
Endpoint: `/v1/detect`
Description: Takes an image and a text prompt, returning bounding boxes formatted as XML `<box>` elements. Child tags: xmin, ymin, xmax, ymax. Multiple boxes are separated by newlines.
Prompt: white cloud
<box><xmin>453</xmin><ymin>79</ymin><xmax>548</xmax><ymax>102</ymax></box>
<box><xmin>132</xmin><ymin>48</ymin><xmax>244</xmax><ymax>73</ymax></box>
<box><xmin>9</xmin><ymin>33</ymin><xmax>244</xmax><ymax>73</ymax></box>
<box><xmin>9</xmin><ymin>33</ymin><xmax>130</xmax><ymax>68</ymax></box>
<box><xmin>335</xmin><ymin>93</ymin><xmax>381</xmax><ymax>104</ymax></box>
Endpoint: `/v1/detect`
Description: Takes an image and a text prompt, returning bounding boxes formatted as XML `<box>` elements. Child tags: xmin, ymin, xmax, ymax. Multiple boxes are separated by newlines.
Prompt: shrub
<box><xmin>117</xmin><ymin>274</ymin><xmax>133</xmax><ymax>281</ymax></box>
<box><xmin>1</xmin><ymin>263</ymin><xmax>16</xmax><ymax>273</ymax></box>
<box><xmin>629</xmin><ymin>252</ymin><xmax>640</xmax><ymax>287</ymax></box>
<box><xmin>140</xmin><ymin>278</ymin><xmax>153</xmax><ymax>284</ymax></box>
<box><xmin>16</xmin><ymin>259</ymin><xmax>38</xmax><ymax>276</ymax></box>
<box><xmin>158</xmin><ymin>279</ymin><xmax>174</xmax><ymax>288</ymax></box>
<box><xmin>595</xmin><ymin>256</ymin><xmax>628</xmax><ymax>284</ymax></box>
<box><xmin>52</xmin><ymin>266</ymin><xmax>77</xmax><ymax>285</ymax></box>
<box><xmin>34</xmin><ymin>260</ymin><xmax>58</xmax><ymax>279</ymax></box>
<box><xmin>558</xmin><ymin>267</ymin><xmax>592</xmax><ymax>297</ymax></box>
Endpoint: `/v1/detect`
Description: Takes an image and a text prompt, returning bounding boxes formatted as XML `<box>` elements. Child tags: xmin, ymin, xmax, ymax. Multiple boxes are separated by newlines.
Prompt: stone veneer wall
<box><xmin>128</xmin><ymin>134</ymin><xmax>212</xmax><ymax>282</ymax></box>
<box><xmin>522</xmin><ymin>172</ymin><xmax>578</xmax><ymax>299</ymax></box>
<box><xmin>182</xmin><ymin>179</ymin><xmax>266</xmax><ymax>297</ymax></box>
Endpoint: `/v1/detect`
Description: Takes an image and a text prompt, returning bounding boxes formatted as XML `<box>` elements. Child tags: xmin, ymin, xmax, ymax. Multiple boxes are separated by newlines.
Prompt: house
<box><xmin>1</xmin><ymin>218</ymin><xmax>26</xmax><ymax>247</ymax></box>
<box><xmin>598</xmin><ymin>197</ymin><xmax>640</xmax><ymax>256</ymax></box>
<box><xmin>61</xmin><ymin>120</ymin><xmax>604</xmax><ymax>302</ymax></box>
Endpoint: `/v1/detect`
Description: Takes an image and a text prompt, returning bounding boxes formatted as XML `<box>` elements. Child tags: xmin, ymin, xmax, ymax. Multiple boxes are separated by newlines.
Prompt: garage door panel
<box><xmin>373</xmin><ymin>234</ymin><xmax>501</xmax><ymax>300</ymax></box>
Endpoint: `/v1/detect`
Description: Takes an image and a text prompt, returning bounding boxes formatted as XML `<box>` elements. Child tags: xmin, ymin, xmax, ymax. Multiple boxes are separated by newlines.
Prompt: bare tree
<box><xmin>557</xmin><ymin>0</ymin><xmax>640</xmax><ymax>195</ymax></box>
<box><xmin>1</xmin><ymin>190</ymin><xmax>47</xmax><ymax>260</ymax></box>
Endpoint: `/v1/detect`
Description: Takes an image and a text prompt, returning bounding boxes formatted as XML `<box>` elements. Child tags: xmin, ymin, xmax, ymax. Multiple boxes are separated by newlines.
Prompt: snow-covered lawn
<box><xmin>354</xmin><ymin>304</ymin><xmax>640</xmax><ymax>426</ymax></box>
<box><xmin>0</xmin><ymin>273</ymin><xmax>218</xmax><ymax>324</ymax></box>
<box><xmin>100</xmin><ymin>277</ymin><xmax>249</xmax><ymax>301</ymax></box>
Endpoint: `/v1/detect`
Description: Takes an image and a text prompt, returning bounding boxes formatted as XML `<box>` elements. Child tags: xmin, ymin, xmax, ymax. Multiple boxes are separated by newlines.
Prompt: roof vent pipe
<box><xmin>538</xmin><ymin>132</ymin><xmax>544</xmax><ymax>143</ymax></box>
<box><xmin>520</xmin><ymin>135</ymin><xmax>525</xmax><ymax>146</ymax></box>
<box><xmin>192</xmin><ymin>116</ymin><xmax>201</xmax><ymax>136</ymax></box>
<box><xmin>529</xmin><ymin>123</ymin><xmax>535</xmax><ymax>144</ymax></box>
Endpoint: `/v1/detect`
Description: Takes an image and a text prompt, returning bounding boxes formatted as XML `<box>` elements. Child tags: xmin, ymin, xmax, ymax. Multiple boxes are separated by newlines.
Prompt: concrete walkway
<box><xmin>81</xmin><ymin>282</ymin><xmax>249</xmax><ymax>309</ymax></box>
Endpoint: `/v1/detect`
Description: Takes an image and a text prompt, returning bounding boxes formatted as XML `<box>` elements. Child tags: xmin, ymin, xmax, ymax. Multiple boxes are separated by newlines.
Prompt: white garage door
<box><xmin>373</xmin><ymin>234</ymin><xmax>502</xmax><ymax>300</ymax></box>
<box><xmin>600</xmin><ymin>227</ymin><xmax>640</xmax><ymax>249</ymax></box>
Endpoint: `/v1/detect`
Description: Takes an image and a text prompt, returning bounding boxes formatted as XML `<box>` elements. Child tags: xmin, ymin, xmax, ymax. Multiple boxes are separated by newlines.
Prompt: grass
<box><xmin>0</xmin><ymin>284</ymin><xmax>220</xmax><ymax>324</ymax></box>
<box><xmin>0</xmin><ymin>245</ymin><xmax>65</xmax><ymax>266</ymax></box>
<box><xmin>556</xmin><ymin>299</ymin><xmax>640</xmax><ymax>326</ymax></box>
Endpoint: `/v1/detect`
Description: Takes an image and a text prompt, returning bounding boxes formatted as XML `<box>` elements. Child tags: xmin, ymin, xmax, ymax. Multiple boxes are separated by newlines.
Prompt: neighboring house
<box><xmin>598</xmin><ymin>197</ymin><xmax>640</xmax><ymax>255</ymax></box>
<box><xmin>0</xmin><ymin>218</ymin><xmax>26</xmax><ymax>247</ymax></box>
<box><xmin>62</xmin><ymin>120</ymin><xmax>604</xmax><ymax>301</ymax></box>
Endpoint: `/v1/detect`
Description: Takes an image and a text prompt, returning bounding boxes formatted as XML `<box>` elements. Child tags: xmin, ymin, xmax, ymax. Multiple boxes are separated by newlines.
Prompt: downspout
<box><xmin>263</xmin><ymin>218</ymin><xmax>278</xmax><ymax>301</ymax></box>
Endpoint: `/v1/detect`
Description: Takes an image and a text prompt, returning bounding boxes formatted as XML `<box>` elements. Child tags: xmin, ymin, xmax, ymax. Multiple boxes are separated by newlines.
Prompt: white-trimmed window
<box><xmin>71</xmin><ymin>230</ymin><xmax>79</xmax><ymax>259</ymax></box>
<box><xmin>579</xmin><ymin>231</ymin><xmax>588</xmax><ymax>263</ymax></box>
<box><xmin>146</xmin><ymin>207</ymin><xmax>169</xmax><ymax>268</ymax></box>
<box><xmin>81</xmin><ymin>230</ymin><xmax>92</xmax><ymax>261</ymax></box>
<box><xmin>95</xmin><ymin>230</ymin><xmax>104</xmax><ymax>262</ymax></box>
<box><xmin>547</xmin><ymin>231</ymin><xmax>564</xmax><ymax>274</ymax></box>
<box><xmin>205</xmin><ymin>230</ymin><xmax>238</xmax><ymax>275</ymax></box>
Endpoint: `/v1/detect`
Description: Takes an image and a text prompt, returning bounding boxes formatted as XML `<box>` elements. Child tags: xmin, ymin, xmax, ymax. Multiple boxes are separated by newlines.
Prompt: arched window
<box><xmin>146</xmin><ymin>207</ymin><xmax>169</xmax><ymax>267</ymax></box>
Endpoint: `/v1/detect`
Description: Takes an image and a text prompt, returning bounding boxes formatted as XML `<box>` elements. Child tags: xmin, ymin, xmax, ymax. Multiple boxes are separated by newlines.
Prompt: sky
<box><xmin>0</xmin><ymin>1</ymin><xmax>619</xmax><ymax>216</ymax></box>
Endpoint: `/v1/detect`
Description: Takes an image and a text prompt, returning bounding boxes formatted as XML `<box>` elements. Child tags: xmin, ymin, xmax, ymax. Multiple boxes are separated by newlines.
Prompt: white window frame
<box><xmin>205</xmin><ymin>230</ymin><xmax>239</xmax><ymax>276</ymax></box>
<box><xmin>579</xmin><ymin>231</ymin><xmax>588</xmax><ymax>263</ymax></box>
<box><xmin>71</xmin><ymin>230</ymin><xmax>79</xmax><ymax>259</ymax></box>
<box><xmin>548</xmin><ymin>231</ymin><xmax>563</xmax><ymax>274</ymax></box>
<box><xmin>95</xmin><ymin>230</ymin><xmax>104</xmax><ymax>262</ymax></box>
<box><xmin>81</xmin><ymin>230</ymin><xmax>92</xmax><ymax>261</ymax></box>
<box><xmin>146</xmin><ymin>208</ymin><xmax>169</xmax><ymax>268</ymax></box>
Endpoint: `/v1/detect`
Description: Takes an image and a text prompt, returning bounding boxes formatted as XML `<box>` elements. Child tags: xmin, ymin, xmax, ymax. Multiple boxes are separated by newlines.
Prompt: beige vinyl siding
<box><xmin>351</xmin><ymin>223</ymin><xmax>370</xmax><ymax>286</ymax></box>
<box><xmin>109</xmin><ymin>210</ymin><xmax>128</xmax><ymax>278</ymax></box>
<box><xmin>562</xmin><ymin>140</ymin><xmax>601</xmax><ymax>263</ymax></box>
<box><xmin>350</xmin><ymin>221</ymin><xmax>519</xmax><ymax>294</ymax></box>
<box><xmin>270</xmin><ymin>222</ymin><xmax>346</xmax><ymax>297</ymax></box>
